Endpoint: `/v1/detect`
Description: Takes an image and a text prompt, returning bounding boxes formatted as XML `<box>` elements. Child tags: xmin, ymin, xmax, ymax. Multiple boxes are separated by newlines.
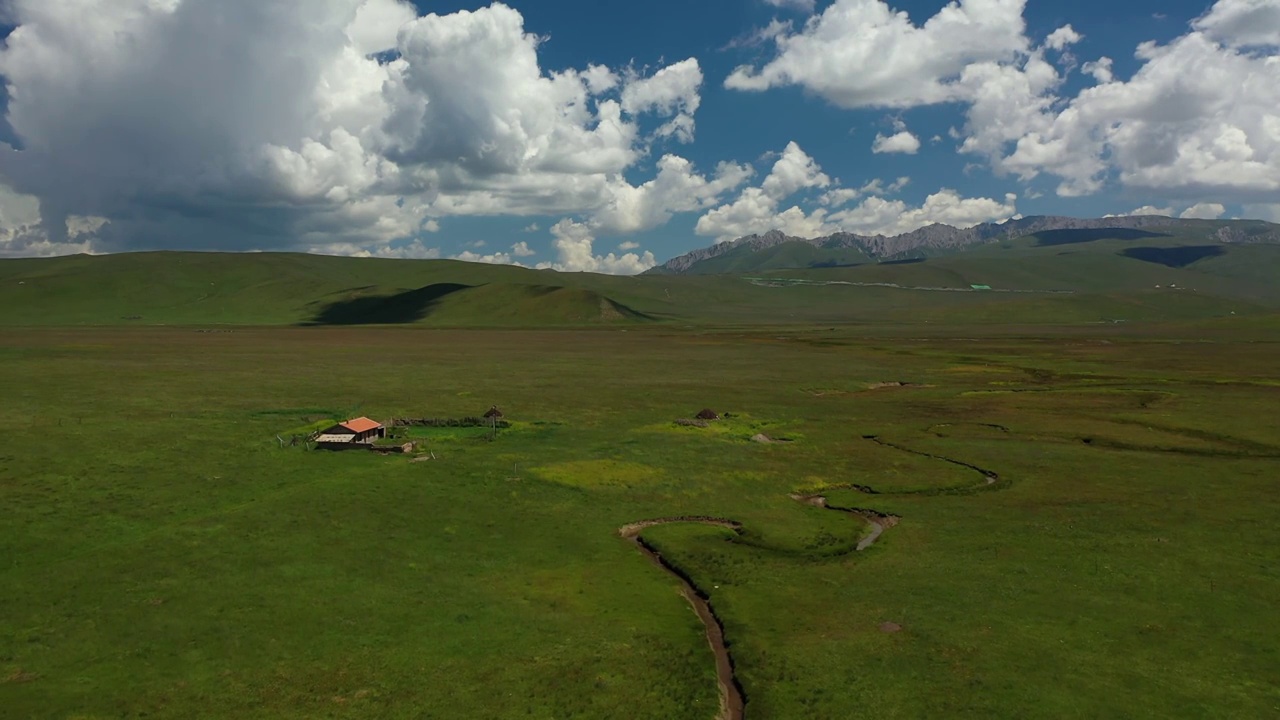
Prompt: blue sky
<box><xmin>0</xmin><ymin>0</ymin><xmax>1277</xmax><ymax>270</ymax></box>
<box><xmin>483</xmin><ymin>0</ymin><xmax>1220</xmax><ymax>244</ymax></box>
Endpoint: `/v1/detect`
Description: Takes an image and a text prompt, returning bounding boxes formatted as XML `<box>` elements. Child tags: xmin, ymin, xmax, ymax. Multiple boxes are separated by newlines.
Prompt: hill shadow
<box><xmin>1120</xmin><ymin>246</ymin><xmax>1226</xmax><ymax>268</ymax></box>
<box><xmin>303</xmin><ymin>283</ymin><xmax>473</xmax><ymax>325</ymax></box>
<box><xmin>1034</xmin><ymin>228</ymin><xmax>1171</xmax><ymax>247</ymax></box>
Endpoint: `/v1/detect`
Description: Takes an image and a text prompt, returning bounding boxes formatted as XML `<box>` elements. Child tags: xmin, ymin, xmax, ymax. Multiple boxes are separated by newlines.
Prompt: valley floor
<box><xmin>1</xmin><ymin>323</ymin><xmax>1278</xmax><ymax>718</ymax></box>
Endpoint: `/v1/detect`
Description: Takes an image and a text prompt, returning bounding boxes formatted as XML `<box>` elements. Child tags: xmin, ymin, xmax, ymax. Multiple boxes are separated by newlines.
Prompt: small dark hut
<box><xmin>695</xmin><ymin>408</ymin><xmax>720</xmax><ymax>421</ymax></box>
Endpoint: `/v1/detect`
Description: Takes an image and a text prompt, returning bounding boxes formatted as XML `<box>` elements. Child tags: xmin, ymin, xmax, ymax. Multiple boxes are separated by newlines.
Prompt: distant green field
<box><xmin>2</xmin><ymin>323</ymin><xmax>1278</xmax><ymax>718</ymax></box>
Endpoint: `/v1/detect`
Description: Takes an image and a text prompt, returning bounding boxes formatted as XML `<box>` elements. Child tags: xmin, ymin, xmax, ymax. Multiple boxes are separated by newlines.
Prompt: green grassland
<box><xmin>2</xmin><ymin>320</ymin><xmax>1279</xmax><ymax>718</ymax></box>
<box><xmin>2</xmin><ymin>241</ymin><xmax>1279</xmax><ymax>717</ymax></box>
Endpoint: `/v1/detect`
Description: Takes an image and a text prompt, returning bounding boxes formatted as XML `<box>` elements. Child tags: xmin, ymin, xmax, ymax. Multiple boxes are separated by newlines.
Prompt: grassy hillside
<box><xmin>2</xmin><ymin>236</ymin><xmax>1278</xmax><ymax>328</ymax></box>
<box><xmin>0</xmin><ymin>252</ymin><xmax>659</xmax><ymax>327</ymax></box>
<box><xmin>764</xmin><ymin>229</ymin><xmax>1280</xmax><ymax>305</ymax></box>
<box><xmin>681</xmin><ymin>240</ymin><xmax>873</xmax><ymax>275</ymax></box>
<box><xmin>677</xmin><ymin>225</ymin><xmax>1280</xmax><ymax>299</ymax></box>
<box><xmin>301</xmin><ymin>283</ymin><xmax>652</xmax><ymax>326</ymax></box>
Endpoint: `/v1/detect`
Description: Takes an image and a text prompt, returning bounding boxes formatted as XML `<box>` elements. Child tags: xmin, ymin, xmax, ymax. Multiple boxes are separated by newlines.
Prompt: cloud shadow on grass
<box><xmin>1120</xmin><ymin>246</ymin><xmax>1226</xmax><ymax>268</ymax></box>
<box><xmin>1033</xmin><ymin>228</ymin><xmax>1171</xmax><ymax>246</ymax></box>
<box><xmin>302</xmin><ymin>283</ymin><xmax>473</xmax><ymax>325</ymax></box>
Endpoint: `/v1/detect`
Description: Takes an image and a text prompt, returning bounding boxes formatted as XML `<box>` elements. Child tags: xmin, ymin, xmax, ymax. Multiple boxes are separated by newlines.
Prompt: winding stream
<box><xmin>618</xmin><ymin>435</ymin><xmax>1005</xmax><ymax>719</ymax></box>
<box><xmin>619</xmin><ymin>518</ymin><xmax>746</xmax><ymax>720</ymax></box>
<box><xmin>617</xmin><ymin>500</ymin><xmax>896</xmax><ymax>720</ymax></box>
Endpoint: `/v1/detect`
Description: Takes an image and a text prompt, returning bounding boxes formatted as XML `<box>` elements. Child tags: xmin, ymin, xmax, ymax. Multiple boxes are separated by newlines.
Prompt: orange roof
<box><xmin>340</xmin><ymin>417</ymin><xmax>383</xmax><ymax>433</ymax></box>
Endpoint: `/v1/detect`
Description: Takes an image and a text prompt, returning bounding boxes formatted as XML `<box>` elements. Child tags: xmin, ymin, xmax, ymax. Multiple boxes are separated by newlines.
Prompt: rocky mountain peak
<box><xmin>646</xmin><ymin>215</ymin><xmax>1280</xmax><ymax>275</ymax></box>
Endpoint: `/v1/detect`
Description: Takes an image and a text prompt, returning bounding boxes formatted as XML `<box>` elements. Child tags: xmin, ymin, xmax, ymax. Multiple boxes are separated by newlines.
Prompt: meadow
<box><xmin>2</xmin><ymin>320</ymin><xmax>1278</xmax><ymax>718</ymax></box>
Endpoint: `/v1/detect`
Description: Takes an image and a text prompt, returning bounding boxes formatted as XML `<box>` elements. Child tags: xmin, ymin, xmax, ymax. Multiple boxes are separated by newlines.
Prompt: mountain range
<box><xmin>4</xmin><ymin>212</ymin><xmax>1280</xmax><ymax>328</ymax></box>
<box><xmin>647</xmin><ymin>215</ymin><xmax>1280</xmax><ymax>275</ymax></box>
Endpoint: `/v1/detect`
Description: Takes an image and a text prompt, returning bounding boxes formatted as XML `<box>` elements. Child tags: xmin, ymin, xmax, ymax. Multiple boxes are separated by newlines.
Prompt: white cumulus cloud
<box><xmin>346</xmin><ymin>0</ymin><xmax>417</xmax><ymax>56</ymax></box>
<box><xmin>696</xmin><ymin>142</ymin><xmax>831</xmax><ymax>242</ymax></box>
<box><xmin>727</xmin><ymin>0</ymin><xmax>1280</xmax><ymax>211</ymax></box>
<box><xmin>620</xmin><ymin>58</ymin><xmax>704</xmax><ymax>142</ymax></box>
<box><xmin>1111</xmin><ymin>205</ymin><xmax>1176</xmax><ymax>218</ymax></box>
<box><xmin>725</xmin><ymin>0</ymin><xmax>1030</xmax><ymax>108</ymax></box>
<box><xmin>1109</xmin><ymin>203</ymin><xmax>1227</xmax><ymax>219</ymax></box>
<box><xmin>0</xmin><ymin>1</ymin><xmax>724</xmax><ymax>259</ymax></box>
<box><xmin>998</xmin><ymin>28</ymin><xmax>1280</xmax><ymax>199</ymax></box>
<box><xmin>872</xmin><ymin>130</ymin><xmax>921</xmax><ymax>154</ymax></box>
<box><xmin>962</xmin><ymin>0</ymin><xmax>1280</xmax><ymax>202</ymax></box>
<box><xmin>453</xmin><ymin>249</ymin><xmax>525</xmax><ymax>266</ymax></box>
<box><xmin>829</xmin><ymin>189</ymin><xmax>1017</xmax><ymax>236</ymax></box>
<box><xmin>539</xmin><ymin>219</ymin><xmax>657</xmax><ymax>274</ymax></box>
<box><xmin>312</xmin><ymin>239</ymin><xmax>442</xmax><ymax>259</ymax></box>
<box><xmin>1193</xmin><ymin>0</ymin><xmax>1280</xmax><ymax>47</ymax></box>
<box><xmin>697</xmin><ymin>142</ymin><xmax>1014</xmax><ymax>242</ymax></box>
<box><xmin>820</xmin><ymin>176</ymin><xmax>910</xmax><ymax>206</ymax></box>
<box><xmin>593</xmin><ymin>155</ymin><xmax>752</xmax><ymax>234</ymax></box>
<box><xmin>764</xmin><ymin>0</ymin><xmax>817</xmax><ymax>12</ymax></box>
<box><xmin>761</xmin><ymin>142</ymin><xmax>831</xmax><ymax>199</ymax></box>
<box><xmin>1180</xmin><ymin>202</ymin><xmax>1227</xmax><ymax>219</ymax></box>
<box><xmin>1082</xmin><ymin>57</ymin><xmax>1115</xmax><ymax>83</ymax></box>
<box><xmin>1044</xmin><ymin>25</ymin><xmax>1083</xmax><ymax>51</ymax></box>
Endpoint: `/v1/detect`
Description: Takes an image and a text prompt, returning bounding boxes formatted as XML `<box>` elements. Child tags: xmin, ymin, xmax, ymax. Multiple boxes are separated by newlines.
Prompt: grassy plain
<box><xmin>2</xmin><ymin>320</ymin><xmax>1278</xmax><ymax>719</ymax></box>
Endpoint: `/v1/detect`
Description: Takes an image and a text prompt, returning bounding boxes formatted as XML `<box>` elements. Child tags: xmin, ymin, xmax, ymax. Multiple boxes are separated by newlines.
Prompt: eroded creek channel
<box><xmin>618</xmin><ymin>436</ymin><xmax>1004</xmax><ymax>720</ymax></box>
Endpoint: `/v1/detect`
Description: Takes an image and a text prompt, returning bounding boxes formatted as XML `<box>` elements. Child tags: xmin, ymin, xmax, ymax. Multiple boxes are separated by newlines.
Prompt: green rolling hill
<box><xmin>0</xmin><ymin>252</ymin><xmax>662</xmax><ymax>327</ymax></box>
<box><xmin>3</xmin><ymin>223</ymin><xmax>1279</xmax><ymax>328</ymax></box>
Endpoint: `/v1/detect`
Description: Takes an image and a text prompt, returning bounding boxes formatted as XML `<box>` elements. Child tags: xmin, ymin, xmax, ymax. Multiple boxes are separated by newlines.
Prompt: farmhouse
<box><xmin>315</xmin><ymin>417</ymin><xmax>386</xmax><ymax>448</ymax></box>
